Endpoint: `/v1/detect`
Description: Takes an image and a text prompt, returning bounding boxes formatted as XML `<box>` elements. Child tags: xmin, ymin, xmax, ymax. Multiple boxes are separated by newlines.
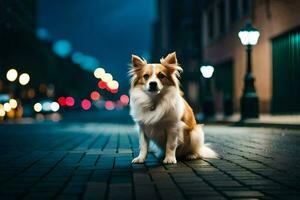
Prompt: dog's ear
<box><xmin>160</xmin><ymin>52</ymin><xmax>181</xmax><ymax>74</ymax></box>
<box><xmin>131</xmin><ymin>55</ymin><xmax>147</xmax><ymax>69</ymax></box>
<box><xmin>163</xmin><ymin>52</ymin><xmax>177</xmax><ymax>65</ymax></box>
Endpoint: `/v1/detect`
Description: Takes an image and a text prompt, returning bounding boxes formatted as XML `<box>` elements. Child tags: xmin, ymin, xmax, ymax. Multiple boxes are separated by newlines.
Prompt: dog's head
<box><xmin>129</xmin><ymin>52</ymin><xmax>182</xmax><ymax>95</ymax></box>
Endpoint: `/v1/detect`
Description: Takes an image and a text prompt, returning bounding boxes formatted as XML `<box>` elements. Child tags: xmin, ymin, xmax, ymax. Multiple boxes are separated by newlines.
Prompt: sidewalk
<box><xmin>205</xmin><ymin>114</ymin><xmax>300</xmax><ymax>129</ymax></box>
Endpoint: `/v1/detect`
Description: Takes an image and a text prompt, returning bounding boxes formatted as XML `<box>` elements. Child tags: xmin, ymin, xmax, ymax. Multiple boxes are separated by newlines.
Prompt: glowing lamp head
<box><xmin>200</xmin><ymin>65</ymin><xmax>214</xmax><ymax>79</ymax></box>
<box><xmin>6</xmin><ymin>69</ymin><xmax>18</xmax><ymax>82</ymax></box>
<box><xmin>238</xmin><ymin>22</ymin><xmax>260</xmax><ymax>46</ymax></box>
<box><xmin>19</xmin><ymin>73</ymin><xmax>30</xmax><ymax>85</ymax></box>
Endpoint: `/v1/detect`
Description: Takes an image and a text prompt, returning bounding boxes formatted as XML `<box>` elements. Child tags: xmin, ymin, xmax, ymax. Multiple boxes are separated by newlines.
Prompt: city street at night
<box><xmin>0</xmin><ymin>115</ymin><xmax>299</xmax><ymax>200</ymax></box>
<box><xmin>1</xmin><ymin>0</ymin><xmax>300</xmax><ymax>200</ymax></box>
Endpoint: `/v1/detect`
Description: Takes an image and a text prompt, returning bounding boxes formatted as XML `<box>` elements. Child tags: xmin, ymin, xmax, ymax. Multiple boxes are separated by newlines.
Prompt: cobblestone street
<box><xmin>0</xmin><ymin>123</ymin><xmax>299</xmax><ymax>200</ymax></box>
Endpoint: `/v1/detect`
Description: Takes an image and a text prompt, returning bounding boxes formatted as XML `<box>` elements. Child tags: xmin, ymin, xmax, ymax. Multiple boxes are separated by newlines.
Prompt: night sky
<box><xmin>37</xmin><ymin>0</ymin><xmax>157</xmax><ymax>87</ymax></box>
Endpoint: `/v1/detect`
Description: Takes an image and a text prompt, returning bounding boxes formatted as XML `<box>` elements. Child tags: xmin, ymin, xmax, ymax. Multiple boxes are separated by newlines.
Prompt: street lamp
<box><xmin>200</xmin><ymin>64</ymin><xmax>215</xmax><ymax>118</ymax></box>
<box><xmin>238</xmin><ymin>21</ymin><xmax>260</xmax><ymax>119</ymax></box>
<box><xmin>200</xmin><ymin>65</ymin><xmax>214</xmax><ymax>79</ymax></box>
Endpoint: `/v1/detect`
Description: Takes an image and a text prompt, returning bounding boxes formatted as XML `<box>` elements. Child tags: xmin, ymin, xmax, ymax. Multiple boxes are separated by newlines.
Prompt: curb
<box><xmin>204</xmin><ymin>121</ymin><xmax>300</xmax><ymax>130</ymax></box>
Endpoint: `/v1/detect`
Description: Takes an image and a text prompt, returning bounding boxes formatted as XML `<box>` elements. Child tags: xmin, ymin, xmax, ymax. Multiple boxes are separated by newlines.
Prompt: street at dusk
<box><xmin>1</xmin><ymin>0</ymin><xmax>300</xmax><ymax>200</ymax></box>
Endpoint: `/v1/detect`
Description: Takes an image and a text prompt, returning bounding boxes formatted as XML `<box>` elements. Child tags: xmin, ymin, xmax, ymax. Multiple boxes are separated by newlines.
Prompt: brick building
<box><xmin>202</xmin><ymin>0</ymin><xmax>300</xmax><ymax>114</ymax></box>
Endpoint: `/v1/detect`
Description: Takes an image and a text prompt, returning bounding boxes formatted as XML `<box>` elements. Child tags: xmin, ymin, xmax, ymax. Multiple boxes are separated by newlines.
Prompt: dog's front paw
<box><xmin>132</xmin><ymin>156</ymin><xmax>145</xmax><ymax>164</ymax></box>
<box><xmin>163</xmin><ymin>156</ymin><xmax>177</xmax><ymax>164</ymax></box>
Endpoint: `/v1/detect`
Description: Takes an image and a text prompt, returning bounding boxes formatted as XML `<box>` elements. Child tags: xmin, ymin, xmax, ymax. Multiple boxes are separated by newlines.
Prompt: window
<box><xmin>208</xmin><ymin>9</ymin><xmax>214</xmax><ymax>39</ymax></box>
<box><xmin>218</xmin><ymin>0</ymin><xmax>226</xmax><ymax>33</ymax></box>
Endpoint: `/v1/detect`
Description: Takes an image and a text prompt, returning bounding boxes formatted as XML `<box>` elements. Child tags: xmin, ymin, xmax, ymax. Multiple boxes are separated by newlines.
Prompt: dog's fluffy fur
<box><xmin>129</xmin><ymin>52</ymin><xmax>216</xmax><ymax>164</ymax></box>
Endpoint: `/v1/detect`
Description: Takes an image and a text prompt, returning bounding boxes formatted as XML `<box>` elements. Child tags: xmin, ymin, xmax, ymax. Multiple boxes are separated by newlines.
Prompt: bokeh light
<box><xmin>3</xmin><ymin>103</ymin><xmax>11</xmax><ymax>112</ymax></box>
<box><xmin>110</xmin><ymin>89</ymin><xmax>118</xmax><ymax>94</ymax></box>
<box><xmin>36</xmin><ymin>27</ymin><xmax>49</xmax><ymax>40</ymax></box>
<box><xmin>9</xmin><ymin>99</ymin><xmax>18</xmax><ymax>109</ymax></box>
<box><xmin>19</xmin><ymin>73</ymin><xmax>30</xmax><ymax>85</ymax></box>
<box><xmin>53</xmin><ymin>39</ymin><xmax>72</xmax><ymax>58</ymax></box>
<box><xmin>107</xmin><ymin>80</ymin><xmax>119</xmax><ymax>90</ymax></box>
<box><xmin>98</xmin><ymin>81</ymin><xmax>107</xmax><ymax>89</ymax></box>
<box><xmin>42</xmin><ymin>102</ymin><xmax>52</xmax><ymax>112</ymax></box>
<box><xmin>6</xmin><ymin>69</ymin><xmax>18</xmax><ymax>82</ymax></box>
<box><xmin>90</xmin><ymin>91</ymin><xmax>100</xmax><ymax>101</ymax></box>
<box><xmin>34</xmin><ymin>103</ymin><xmax>42</xmax><ymax>112</ymax></box>
<box><xmin>81</xmin><ymin>99</ymin><xmax>91</xmax><ymax>110</ymax></box>
<box><xmin>58</xmin><ymin>97</ymin><xmax>66</xmax><ymax>106</ymax></box>
<box><xmin>105</xmin><ymin>100</ymin><xmax>115</xmax><ymax>110</ymax></box>
<box><xmin>66</xmin><ymin>97</ymin><xmax>75</xmax><ymax>106</ymax></box>
<box><xmin>50</xmin><ymin>102</ymin><xmax>60</xmax><ymax>112</ymax></box>
<box><xmin>94</xmin><ymin>68</ymin><xmax>105</xmax><ymax>79</ymax></box>
<box><xmin>120</xmin><ymin>95</ymin><xmax>129</xmax><ymax>105</ymax></box>
<box><xmin>0</xmin><ymin>104</ymin><xmax>5</xmax><ymax>117</ymax></box>
<box><xmin>101</xmin><ymin>73</ymin><xmax>113</xmax><ymax>83</ymax></box>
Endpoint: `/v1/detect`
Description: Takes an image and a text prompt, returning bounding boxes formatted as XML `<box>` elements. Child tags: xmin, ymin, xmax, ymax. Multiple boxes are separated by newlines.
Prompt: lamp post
<box><xmin>200</xmin><ymin>65</ymin><xmax>215</xmax><ymax>118</ymax></box>
<box><xmin>238</xmin><ymin>21</ymin><xmax>260</xmax><ymax>119</ymax></box>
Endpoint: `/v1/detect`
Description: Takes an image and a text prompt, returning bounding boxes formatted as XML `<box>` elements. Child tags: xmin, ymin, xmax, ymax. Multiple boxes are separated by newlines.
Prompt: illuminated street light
<box><xmin>200</xmin><ymin>65</ymin><xmax>214</xmax><ymax>79</ymax></box>
<box><xmin>34</xmin><ymin>103</ymin><xmax>42</xmax><ymax>112</ymax></box>
<box><xmin>238</xmin><ymin>21</ymin><xmax>260</xmax><ymax>119</ymax></box>
<box><xmin>9</xmin><ymin>99</ymin><xmax>18</xmax><ymax>109</ymax></box>
<box><xmin>94</xmin><ymin>68</ymin><xmax>105</xmax><ymax>79</ymax></box>
<box><xmin>200</xmin><ymin>63</ymin><xmax>215</xmax><ymax>118</ymax></box>
<box><xmin>19</xmin><ymin>73</ymin><xmax>30</xmax><ymax>85</ymax></box>
<box><xmin>238</xmin><ymin>22</ymin><xmax>260</xmax><ymax>46</ymax></box>
<box><xmin>6</xmin><ymin>69</ymin><xmax>18</xmax><ymax>82</ymax></box>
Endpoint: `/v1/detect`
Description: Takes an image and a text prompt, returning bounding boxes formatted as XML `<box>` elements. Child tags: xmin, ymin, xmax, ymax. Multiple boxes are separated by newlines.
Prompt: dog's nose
<box><xmin>149</xmin><ymin>81</ymin><xmax>157</xmax><ymax>91</ymax></box>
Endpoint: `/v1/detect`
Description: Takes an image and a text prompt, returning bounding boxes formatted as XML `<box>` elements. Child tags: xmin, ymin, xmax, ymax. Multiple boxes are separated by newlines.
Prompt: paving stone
<box><xmin>1</xmin><ymin>124</ymin><xmax>300</xmax><ymax>200</ymax></box>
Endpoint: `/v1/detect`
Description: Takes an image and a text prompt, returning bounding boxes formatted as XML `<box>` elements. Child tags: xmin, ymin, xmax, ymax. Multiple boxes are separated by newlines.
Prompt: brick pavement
<box><xmin>0</xmin><ymin>123</ymin><xmax>299</xmax><ymax>200</ymax></box>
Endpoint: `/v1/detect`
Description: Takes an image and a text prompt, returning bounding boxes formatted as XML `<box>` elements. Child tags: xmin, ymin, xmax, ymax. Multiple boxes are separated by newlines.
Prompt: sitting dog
<box><xmin>129</xmin><ymin>52</ymin><xmax>216</xmax><ymax>164</ymax></box>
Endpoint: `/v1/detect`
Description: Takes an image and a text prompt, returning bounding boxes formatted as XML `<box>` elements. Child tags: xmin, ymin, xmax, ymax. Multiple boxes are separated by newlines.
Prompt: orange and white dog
<box><xmin>129</xmin><ymin>52</ymin><xmax>216</xmax><ymax>164</ymax></box>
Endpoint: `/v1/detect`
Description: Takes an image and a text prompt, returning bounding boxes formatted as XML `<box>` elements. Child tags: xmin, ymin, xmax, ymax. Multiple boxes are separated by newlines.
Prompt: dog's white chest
<box><xmin>129</xmin><ymin>87</ymin><xmax>184</xmax><ymax>125</ymax></box>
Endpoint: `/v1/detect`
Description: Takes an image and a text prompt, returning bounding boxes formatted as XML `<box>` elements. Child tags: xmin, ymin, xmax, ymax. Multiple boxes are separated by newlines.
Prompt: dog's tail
<box><xmin>191</xmin><ymin>124</ymin><xmax>218</xmax><ymax>159</ymax></box>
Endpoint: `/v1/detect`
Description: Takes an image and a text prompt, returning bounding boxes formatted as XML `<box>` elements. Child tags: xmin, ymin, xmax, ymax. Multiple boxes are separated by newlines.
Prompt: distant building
<box><xmin>0</xmin><ymin>0</ymin><xmax>95</xmax><ymax>101</ymax></box>
<box><xmin>151</xmin><ymin>0</ymin><xmax>203</xmax><ymax>111</ymax></box>
<box><xmin>202</xmin><ymin>0</ymin><xmax>300</xmax><ymax>114</ymax></box>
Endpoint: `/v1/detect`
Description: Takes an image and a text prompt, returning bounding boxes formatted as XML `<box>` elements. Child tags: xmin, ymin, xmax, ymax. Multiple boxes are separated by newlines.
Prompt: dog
<box><xmin>129</xmin><ymin>52</ymin><xmax>216</xmax><ymax>164</ymax></box>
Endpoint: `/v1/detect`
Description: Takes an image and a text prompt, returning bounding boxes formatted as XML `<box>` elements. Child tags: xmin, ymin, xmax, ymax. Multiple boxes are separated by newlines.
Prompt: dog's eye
<box><xmin>157</xmin><ymin>73</ymin><xmax>165</xmax><ymax>79</ymax></box>
<box><xmin>143</xmin><ymin>74</ymin><xmax>149</xmax><ymax>80</ymax></box>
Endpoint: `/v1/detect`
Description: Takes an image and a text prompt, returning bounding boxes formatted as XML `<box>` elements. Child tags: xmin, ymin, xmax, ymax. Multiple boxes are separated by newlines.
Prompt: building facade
<box><xmin>0</xmin><ymin>0</ymin><xmax>95</xmax><ymax>101</ymax></box>
<box><xmin>202</xmin><ymin>0</ymin><xmax>300</xmax><ymax>114</ymax></box>
<box><xmin>151</xmin><ymin>0</ymin><xmax>204</xmax><ymax>111</ymax></box>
